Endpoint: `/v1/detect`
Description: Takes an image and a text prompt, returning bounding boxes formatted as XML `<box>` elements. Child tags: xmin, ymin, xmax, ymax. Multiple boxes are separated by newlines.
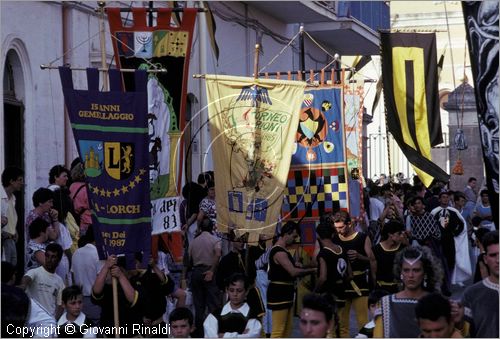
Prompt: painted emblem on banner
<box><xmin>291</xmin><ymin>88</ymin><xmax>344</xmax><ymax>167</ymax></box>
<box><xmin>237</xmin><ymin>85</ymin><xmax>272</xmax><ymax>106</ymax></box>
<box><xmin>115</xmin><ymin>32</ymin><xmax>134</xmax><ymax>57</ymax></box>
<box><xmin>153</xmin><ymin>30</ymin><xmax>189</xmax><ymax>58</ymax></box>
<box><xmin>134</xmin><ymin>31</ymin><xmax>153</xmax><ymax>58</ymax></box>
<box><xmin>221</xmin><ymin>85</ymin><xmax>290</xmax><ymax>192</ymax></box>
<box><xmin>296</xmin><ymin>93</ymin><xmax>332</xmax><ymax>161</ymax></box>
<box><xmin>104</xmin><ymin>142</ymin><xmax>135</xmax><ymax>180</ymax></box>
<box><xmin>79</xmin><ymin>140</ymin><xmax>103</xmax><ymax>178</ymax></box>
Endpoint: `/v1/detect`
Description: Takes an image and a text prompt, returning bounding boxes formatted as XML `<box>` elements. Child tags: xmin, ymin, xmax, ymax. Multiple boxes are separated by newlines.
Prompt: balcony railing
<box><xmin>336</xmin><ymin>1</ymin><xmax>390</xmax><ymax>32</ymax></box>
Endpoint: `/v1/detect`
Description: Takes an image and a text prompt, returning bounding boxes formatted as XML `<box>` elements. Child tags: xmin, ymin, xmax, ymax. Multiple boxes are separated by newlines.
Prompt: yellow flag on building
<box><xmin>205</xmin><ymin>75</ymin><xmax>306</xmax><ymax>243</ymax></box>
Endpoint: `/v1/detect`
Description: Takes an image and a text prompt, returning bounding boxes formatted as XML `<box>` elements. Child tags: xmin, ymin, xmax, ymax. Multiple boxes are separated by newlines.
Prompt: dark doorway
<box><xmin>4</xmin><ymin>99</ymin><xmax>25</xmax><ymax>281</ymax></box>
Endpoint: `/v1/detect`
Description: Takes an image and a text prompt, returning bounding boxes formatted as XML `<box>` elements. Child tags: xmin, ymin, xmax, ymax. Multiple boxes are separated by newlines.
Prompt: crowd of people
<box><xmin>1</xmin><ymin>163</ymin><xmax>499</xmax><ymax>338</ymax></box>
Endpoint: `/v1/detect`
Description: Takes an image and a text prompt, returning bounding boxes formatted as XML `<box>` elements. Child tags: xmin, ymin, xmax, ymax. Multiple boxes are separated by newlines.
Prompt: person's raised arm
<box><xmin>110</xmin><ymin>266</ymin><xmax>136</xmax><ymax>304</ymax></box>
<box><xmin>47</xmin><ymin>209</ymin><xmax>60</xmax><ymax>240</ymax></box>
<box><xmin>92</xmin><ymin>255</ymin><xmax>115</xmax><ymax>296</ymax></box>
<box><xmin>34</xmin><ymin>250</ymin><xmax>46</xmax><ymax>266</ymax></box>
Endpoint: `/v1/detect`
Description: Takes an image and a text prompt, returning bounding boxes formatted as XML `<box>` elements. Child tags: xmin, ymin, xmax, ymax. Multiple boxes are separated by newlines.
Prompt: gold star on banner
<box><xmin>113</xmin><ymin>188</ymin><xmax>120</xmax><ymax>197</ymax></box>
<box><xmin>121</xmin><ymin>185</ymin><xmax>129</xmax><ymax>193</ymax></box>
<box><xmin>92</xmin><ymin>186</ymin><xmax>99</xmax><ymax>194</ymax></box>
<box><xmin>100</xmin><ymin>189</ymin><xmax>106</xmax><ymax>197</ymax></box>
<box><xmin>106</xmin><ymin>190</ymin><xmax>112</xmax><ymax>198</ymax></box>
<box><xmin>129</xmin><ymin>181</ymin><xmax>136</xmax><ymax>189</ymax></box>
<box><xmin>134</xmin><ymin>175</ymin><xmax>141</xmax><ymax>184</ymax></box>
<box><xmin>139</xmin><ymin>168</ymin><xmax>146</xmax><ymax>175</ymax></box>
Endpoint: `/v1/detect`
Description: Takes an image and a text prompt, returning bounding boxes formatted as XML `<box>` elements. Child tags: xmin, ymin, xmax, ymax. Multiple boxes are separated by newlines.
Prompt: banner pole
<box><xmin>112</xmin><ymin>277</ymin><xmax>119</xmax><ymax>337</ymax></box>
<box><xmin>299</xmin><ymin>25</ymin><xmax>305</xmax><ymax>80</ymax></box>
<box><xmin>98</xmin><ymin>1</ymin><xmax>109</xmax><ymax>91</ymax></box>
<box><xmin>40</xmin><ymin>65</ymin><xmax>167</xmax><ymax>73</ymax></box>
<box><xmin>243</xmin><ymin>43</ymin><xmax>261</xmax><ymax>254</ymax></box>
<box><xmin>253</xmin><ymin>44</ymin><xmax>260</xmax><ymax>80</ymax></box>
<box><xmin>385</xmin><ymin>108</ymin><xmax>392</xmax><ymax>183</ymax></box>
<box><xmin>97</xmin><ymin>1</ymin><xmax>119</xmax><ymax>336</ymax></box>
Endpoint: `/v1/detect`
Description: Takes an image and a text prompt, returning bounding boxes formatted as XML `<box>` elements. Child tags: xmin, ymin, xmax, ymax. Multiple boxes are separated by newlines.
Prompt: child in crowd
<box><xmin>57</xmin><ymin>285</ymin><xmax>96</xmax><ymax>338</ymax></box>
<box><xmin>355</xmin><ymin>289</ymin><xmax>389</xmax><ymax>338</ymax></box>
<box><xmin>203</xmin><ymin>273</ymin><xmax>262</xmax><ymax>338</ymax></box>
<box><xmin>169</xmin><ymin>307</ymin><xmax>195</xmax><ymax>338</ymax></box>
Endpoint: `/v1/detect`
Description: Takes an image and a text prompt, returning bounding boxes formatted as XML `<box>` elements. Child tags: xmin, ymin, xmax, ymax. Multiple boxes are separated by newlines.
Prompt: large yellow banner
<box><xmin>205</xmin><ymin>75</ymin><xmax>306</xmax><ymax>243</ymax></box>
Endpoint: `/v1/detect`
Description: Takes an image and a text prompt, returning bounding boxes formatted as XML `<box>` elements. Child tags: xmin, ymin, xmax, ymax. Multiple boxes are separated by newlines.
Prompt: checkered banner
<box><xmin>282</xmin><ymin>167</ymin><xmax>348</xmax><ymax>219</ymax></box>
<box><xmin>282</xmin><ymin>87</ymin><xmax>349</xmax><ymax>220</ymax></box>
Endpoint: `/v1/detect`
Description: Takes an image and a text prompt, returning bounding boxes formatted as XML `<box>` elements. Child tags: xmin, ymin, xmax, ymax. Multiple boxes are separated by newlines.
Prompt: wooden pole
<box><xmin>97</xmin><ymin>2</ymin><xmax>119</xmax><ymax>337</ymax></box>
<box><xmin>253</xmin><ymin>44</ymin><xmax>260</xmax><ymax>80</ymax></box>
<box><xmin>299</xmin><ymin>25</ymin><xmax>305</xmax><ymax>81</ymax></box>
<box><xmin>111</xmin><ymin>277</ymin><xmax>119</xmax><ymax>337</ymax></box>
<box><xmin>40</xmin><ymin>65</ymin><xmax>166</xmax><ymax>72</ymax></box>
<box><xmin>244</xmin><ymin>43</ymin><xmax>260</xmax><ymax>268</ymax></box>
<box><xmin>385</xmin><ymin>109</ymin><xmax>392</xmax><ymax>184</ymax></box>
<box><xmin>98</xmin><ymin>2</ymin><xmax>109</xmax><ymax>91</ymax></box>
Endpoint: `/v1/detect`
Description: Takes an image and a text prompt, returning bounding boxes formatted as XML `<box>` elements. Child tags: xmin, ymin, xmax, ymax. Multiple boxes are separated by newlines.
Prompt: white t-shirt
<box><xmin>369</xmin><ymin>197</ymin><xmax>385</xmax><ymax>221</ymax></box>
<box><xmin>55</xmin><ymin>222</ymin><xmax>73</xmax><ymax>251</ymax></box>
<box><xmin>27</xmin><ymin>298</ymin><xmax>58</xmax><ymax>338</ymax></box>
<box><xmin>71</xmin><ymin>243</ymin><xmax>103</xmax><ymax>296</ymax></box>
<box><xmin>25</xmin><ymin>266</ymin><xmax>65</xmax><ymax>317</ymax></box>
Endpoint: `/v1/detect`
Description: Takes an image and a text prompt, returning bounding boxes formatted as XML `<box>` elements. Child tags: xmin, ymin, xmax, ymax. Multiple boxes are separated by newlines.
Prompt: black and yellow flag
<box><xmin>381</xmin><ymin>32</ymin><xmax>449</xmax><ymax>187</ymax></box>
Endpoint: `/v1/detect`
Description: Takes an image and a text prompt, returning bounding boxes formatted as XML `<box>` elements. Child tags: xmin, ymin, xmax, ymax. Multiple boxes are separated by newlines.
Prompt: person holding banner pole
<box><xmin>267</xmin><ymin>221</ymin><xmax>316</xmax><ymax>338</ymax></box>
<box><xmin>91</xmin><ymin>255</ymin><xmax>143</xmax><ymax>337</ymax></box>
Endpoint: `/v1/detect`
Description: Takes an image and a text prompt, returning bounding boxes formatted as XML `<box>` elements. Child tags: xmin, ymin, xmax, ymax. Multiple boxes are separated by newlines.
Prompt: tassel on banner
<box><xmin>452</xmin><ymin>158</ymin><xmax>464</xmax><ymax>175</ymax></box>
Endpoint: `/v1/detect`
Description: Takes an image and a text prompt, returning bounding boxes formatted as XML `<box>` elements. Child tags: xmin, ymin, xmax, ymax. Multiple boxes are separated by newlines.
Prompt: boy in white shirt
<box><xmin>57</xmin><ymin>285</ymin><xmax>96</xmax><ymax>338</ymax></box>
<box><xmin>20</xmin><ymin>243</ymin><xmax>65</xmax><ymax>319</ymax></box>
<box><xmin>203</xmin><ymin>273</ymin><xmax>262</xmax><ymax>338</ymax></box>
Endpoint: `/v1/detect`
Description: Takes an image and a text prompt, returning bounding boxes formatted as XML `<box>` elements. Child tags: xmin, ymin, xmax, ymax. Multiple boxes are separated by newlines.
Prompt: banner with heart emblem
<box><xmin>282</xmin><ymin>87</ymin><xmax>350</xmax><ymax>221</ymax></box>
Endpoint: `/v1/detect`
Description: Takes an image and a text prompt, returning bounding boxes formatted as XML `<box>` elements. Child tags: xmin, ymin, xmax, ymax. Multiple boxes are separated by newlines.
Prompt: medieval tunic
<box><xmin>374</xmin><ymin>294</ymin><xmax>420</xmax><ymax>338</ymax></box>
<box><xmin>203</xmin><ymin>302</ymin><xmax>262</xmax><ymax>338</ymax></box>
<box><xmin>372</xmin><ymin>243</ymin><xmax>405</xmax><ymax>294</ymax></box>
<box><xmin>333</xmin><ymin>232</ymin><xmax>370</xmax><ymax>297</ymax></box>
<box><xmin>406</xmin><ymin>212</ymin><xmax>441</xmax><ymax>248</ymax></box>
<box><xmin>462</xmin><ymin>277</ymin><xmax>499</xmax><ymax>338</ymax></box>
<box><xmin>267</xmin><ymin>246</ymin><xmax>295</xmax><ymax>310</ymax></box>
<box><xmin>316</xmin><ymin>246</ymin><xmax>349</xmax><ymax>307</ymax></box>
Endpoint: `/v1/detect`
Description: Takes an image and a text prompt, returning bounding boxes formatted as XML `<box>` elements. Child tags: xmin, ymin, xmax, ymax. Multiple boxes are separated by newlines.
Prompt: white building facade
<box><xmin>2</xmin><ymin>1</ymin><xmax>385</xmax><ymax>237</ymax></box>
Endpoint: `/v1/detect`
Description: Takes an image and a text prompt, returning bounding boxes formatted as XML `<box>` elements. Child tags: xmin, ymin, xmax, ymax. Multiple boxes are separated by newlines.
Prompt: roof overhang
<box><xmin>243</xmin><ymin>1</ymin><xmax>380</xmax><ymax>56</ymax></box>
<box><xmin>305</xmin><ymin>18</ymin><xmax>380</xmax><ymax>55</ymax></box>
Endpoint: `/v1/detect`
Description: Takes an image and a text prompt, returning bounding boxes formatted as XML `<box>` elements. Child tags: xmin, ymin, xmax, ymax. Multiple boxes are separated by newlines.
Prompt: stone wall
<box><xmin>445</xmin><ymin>82</ymin><xmax>485</xmax><ymax>192</ymax></box>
